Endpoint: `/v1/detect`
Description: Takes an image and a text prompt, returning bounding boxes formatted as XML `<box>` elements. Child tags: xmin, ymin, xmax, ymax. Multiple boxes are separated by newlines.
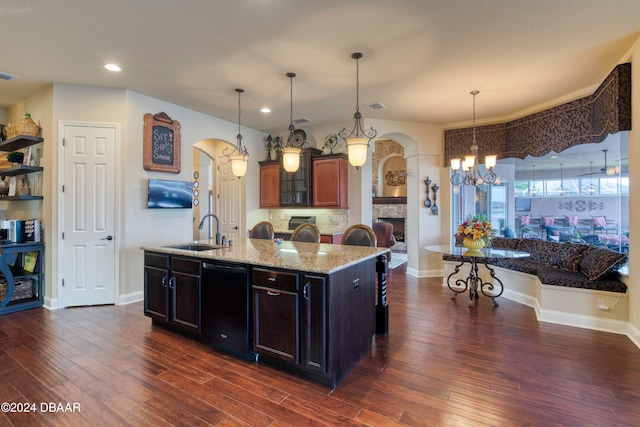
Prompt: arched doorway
<box><xmin>192</xmin><ymin>139</ymin><xmax>245</xmax><ymax>243</ymax></box>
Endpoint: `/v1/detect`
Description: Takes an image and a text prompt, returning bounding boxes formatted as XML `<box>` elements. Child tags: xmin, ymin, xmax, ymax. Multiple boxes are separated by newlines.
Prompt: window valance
<box><xmin>443</xmin><ymin>63</ymin><xmax>631</xmax><ymax>167</ymax></box>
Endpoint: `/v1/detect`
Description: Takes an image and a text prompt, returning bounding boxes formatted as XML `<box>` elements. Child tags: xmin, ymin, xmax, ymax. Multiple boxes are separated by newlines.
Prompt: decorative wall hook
<box><xmin>431</xmin><ymin>183</ymin><xmax>439</xmax><ymax>215</ymax></box>
<box><xmin>424</xmin><ymin>177</ymin><xmax>432</xmax><ymax>208</ymax></box>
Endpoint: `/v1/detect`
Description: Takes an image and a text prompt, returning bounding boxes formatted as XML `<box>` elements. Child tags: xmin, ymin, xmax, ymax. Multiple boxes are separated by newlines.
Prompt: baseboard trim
<box><xmin>118</xmin><ymin>291</ymin><xmax>143</xmax><ymax>305</ymax></box>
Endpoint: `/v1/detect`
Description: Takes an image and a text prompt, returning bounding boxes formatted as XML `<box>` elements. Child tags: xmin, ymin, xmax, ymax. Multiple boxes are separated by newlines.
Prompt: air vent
<box><xmin>293</xmin><ymin>117</ymin><xmax>312</xmax><ymax>124</ymax></box>
<box><xmin>366</xmin><ymin>102</ymin><xmax>386</xmax><ymax>111</ymax></box>
<box><xmin>0</xmin><ymin>71</ymin><xmax>18</xmax><ymax>81</ymax></box>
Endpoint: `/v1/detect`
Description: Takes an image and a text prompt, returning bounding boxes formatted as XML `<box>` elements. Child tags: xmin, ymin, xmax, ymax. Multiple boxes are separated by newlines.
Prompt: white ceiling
<box><xmin>1</xmin><ymin>0</ymin><xmax>639</xmax><ymax>138</ymax></box>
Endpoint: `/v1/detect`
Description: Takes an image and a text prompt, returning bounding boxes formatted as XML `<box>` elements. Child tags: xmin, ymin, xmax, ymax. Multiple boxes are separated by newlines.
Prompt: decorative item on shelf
<box><xmin>282</xmin><ymin>72</ymin><xmax>305</xmax><ymax>173</ymax></box>
<box><xmin>18</xmin><ymin>174</ymin><xmax>30</xmax><ymax>196</ymax></box>
<box><xmin>265</xmin><ymin>135</ymin><xmax>274</xmax><ymax>160</ymax></box>
<box><xmin>430</xmin><ymin>183</ymin><xmax>439</xmax><ymax>215</ymax></box>
<box><xmin>0</xmin><ymin>124</ymin><xmax>5</xmax><ymax>142</ymax></box>
<box><xmin>557</xmin><ymin>163</ymin><xmax>567</xmax><ymax>196</ymax></box>
<box><xmin>0</xmin><ymin>177</ymin><xmax>8</xmax><ymax>197</ymax></box>
<box><xmin>424</xmin><ymin>177</ymin><xmax>432</xmax><ymax>208</ymax></box>
<box><xmin>332</xmin><ymin>52</ymin><xmax>377</xmax><ymax>169</ymax></box>
<box><xmin>273</xmin><ymin>136</ymin><xmax>284</xmax><ymax>159</ymax></box>
<box><xmin>457</xmin><ymin>216</ymin><xmax>493</xmax><ymax>249</ymax></box>
<box><xmin>531</xmin><ymin>165</ymin><xmax>539</xmax><ymax>197</ymax></box>
<box><xmin>5</xmin><ymin>113</ymin><xmax>40</xmax><ymax>139</ymax></box>
<box><xmin>7</xmin><ymin>151</ymin><xmax>24</xmax><ymax>165</ymax></box>
<box><xmin>449</xmin><ymin>91</ymin><xmax>498</xmax><ymax>186</ymax></box>
<box><xmin>323</xmin><ymin>134</ymin><xmax>339</xmax><ymax>154</ymax></box>
<box><xmin>222</xmin><ymin>88</ymin><xmax>250</xmax><ymax>178</ymax></box>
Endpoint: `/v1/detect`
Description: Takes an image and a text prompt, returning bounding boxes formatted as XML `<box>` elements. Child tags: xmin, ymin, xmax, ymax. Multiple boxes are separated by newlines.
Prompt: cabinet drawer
<box><xmin>145</xmin><ymin>253</ymin><xmax>169</xmax><ymax>269</ymax></box>
<box><xmin>171</xmin><ymin>257</ymin><xmax>201</xmax><ymax>275</ymax></box>
<box><xmin>252</xmin><ymin>268</ymin><xmax>299</xmax><ymax>292</ymax></box>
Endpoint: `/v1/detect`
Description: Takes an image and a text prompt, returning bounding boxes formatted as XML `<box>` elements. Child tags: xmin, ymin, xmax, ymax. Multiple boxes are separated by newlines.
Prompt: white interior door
<box><xmin>60</xmin><ymin>123</ymin><xmax>117</xmax><ymax>307</ymax></box>
<box><xmin>217</xmin><ymin>155</ymin><xmax>241</xmax><ymax>242</ymax></box>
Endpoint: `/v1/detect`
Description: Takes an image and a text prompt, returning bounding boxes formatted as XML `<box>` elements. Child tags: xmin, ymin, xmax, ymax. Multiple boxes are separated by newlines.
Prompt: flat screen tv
<box><xmin>515</xmin><ymin>197</ymin><xmax>531</xmax><ymax>212</ymax></box>
<box><xmin>147</xmin><ymin>178</ymin><xmax>193</xmax><ymax>209</ymax></box>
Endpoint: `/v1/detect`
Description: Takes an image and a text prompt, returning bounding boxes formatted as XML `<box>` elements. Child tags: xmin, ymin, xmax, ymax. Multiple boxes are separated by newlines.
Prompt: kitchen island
<box><xmin>141</xmin><ymin>238</ymin><xmax>389</xmax><ymax>387</ymax></box>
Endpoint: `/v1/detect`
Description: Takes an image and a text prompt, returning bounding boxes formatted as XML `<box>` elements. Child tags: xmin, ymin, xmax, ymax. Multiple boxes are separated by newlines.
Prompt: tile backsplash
<box><xmin>268</xmin><ymin>208</ymin><xmax>349</xmax><ymax>232</ymax></box>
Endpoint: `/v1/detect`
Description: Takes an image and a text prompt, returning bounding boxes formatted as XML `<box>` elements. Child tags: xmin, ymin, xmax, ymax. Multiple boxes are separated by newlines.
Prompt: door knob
<box><xmin>101</xmin><ymin>235</ymin><xmax>113</xmax><ymax>241</ymax></box>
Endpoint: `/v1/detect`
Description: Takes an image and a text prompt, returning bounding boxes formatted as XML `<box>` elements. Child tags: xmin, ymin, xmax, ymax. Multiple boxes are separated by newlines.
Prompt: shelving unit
<box><xmin>0</xmin><ymin>242</ymin><xmax>44</xmax><ymax>314</ymax></box>
<box><xmin>0</xmin><ymin>134</ymin><xmax>45</xmax><ymax>314</ymax></box>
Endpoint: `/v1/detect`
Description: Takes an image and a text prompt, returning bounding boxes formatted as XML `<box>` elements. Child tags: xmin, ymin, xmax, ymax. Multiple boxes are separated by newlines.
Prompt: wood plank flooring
<box><xmin>1</xmin><ymin>267</ymin><xmax>640</xmax><ymax>426</ymax></box>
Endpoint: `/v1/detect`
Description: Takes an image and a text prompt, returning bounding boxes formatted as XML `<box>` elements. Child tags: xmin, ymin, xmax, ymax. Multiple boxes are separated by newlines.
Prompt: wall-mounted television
<box><xmin>147</xmin><ymin>178</ymin><xmax>193</xmax><ymax>209</ymax></box>
<box><xmin>515</xmin><ymin>197</ymin><xmax>531</xmax><ymax>212</ymax></box>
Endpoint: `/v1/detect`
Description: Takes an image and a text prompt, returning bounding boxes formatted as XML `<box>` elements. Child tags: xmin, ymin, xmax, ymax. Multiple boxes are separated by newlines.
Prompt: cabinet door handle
<box><xmin>169</xmin><ymin>276</ymin><xmax>176</xmax><ymax>289</ymax></box>
<box><xmin>267</xmin><ymin>277</ymin><xmax>277</xmax><ymax>282</ymax></box>
<box><xmin>266</xmin><ymin>290</ymin><xmax>280</xmax><ymax>296</ymax></box>
<box><xmin>303</xmin><ymin>282</ymin><xmax>310</xmax><ymax>300</ymax></box>
<box><xmin>162</xmin><ymin>276</ymin><xmax>167</xmax><ymax>288</ymax></box>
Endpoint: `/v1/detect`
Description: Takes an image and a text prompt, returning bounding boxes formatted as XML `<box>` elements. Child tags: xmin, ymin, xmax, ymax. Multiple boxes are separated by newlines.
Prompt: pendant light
<box><xmin>585</xmin><ymin>161</ymin><xmax>598</xmax><ymax>195</ymax></box>
<box><xmin>557</xmin><ymin>163</ymin><xmax>567</xmax><ymax>196</ymax></box>
<box><xmin>450</xmin><ymin>91</ymin><xmax>498</xmax><ymax>186</ymax></box>
<box><xmin>335</xmin><ymin>52</ymin><xmax>377</xmax><ymax>169</ymax></box>
<box><xmin>222</xmin><ymin>88</ymin><xmax>249</xmax><ymax>178</ymax></box>
<box><xmin>531</xmin><ymin>165</ymin><xmax>538</xmax><ymax>197</ymax></box>
<box><xmin>282</xmin><ymin>72</ymin><xmax>302</xmax><ymax>173</ymax></box>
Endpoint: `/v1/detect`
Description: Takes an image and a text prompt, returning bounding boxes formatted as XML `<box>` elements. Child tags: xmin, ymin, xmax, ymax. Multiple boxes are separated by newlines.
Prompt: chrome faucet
<box><xmin>198</xmin><ymin>213</ymin><xmax>221</xmax><ymax>245</ymax></box>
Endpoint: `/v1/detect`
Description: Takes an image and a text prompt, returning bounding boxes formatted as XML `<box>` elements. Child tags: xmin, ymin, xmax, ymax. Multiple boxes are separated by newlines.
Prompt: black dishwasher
<box><xmin>201</xmin><ymin>261</ymin><xmax>251</xmax><ymax>358</ymax></box>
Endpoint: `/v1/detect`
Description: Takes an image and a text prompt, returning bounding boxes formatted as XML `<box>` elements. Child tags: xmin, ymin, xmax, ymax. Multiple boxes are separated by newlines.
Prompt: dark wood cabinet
<box><xmin>144</xmin><ymin>252</ymin><xmax>202</xmax><ymax>334</ymax></box>
<box><xmin>280</xmin><ymin>148</ymin><xmax>322</xmax><ymax>207</ymax></box>
<box><xmin>302</xmin><ymin>274</ymin><xmax>327</xmax><ymax>373</ymax></box>
<box><xmin>313</xmin><ymin>154</ymin><xmax>348</xmax><ymax>208</ymax></box>
<box><xmin>252</xmin><ymin>267</ymin><xmax>300</xmax><ymax>364</ymax></box>
<box><xmin>259</xmin><ymin>160</ymin><xmax>280</xmax><ymax>208</ymax></box>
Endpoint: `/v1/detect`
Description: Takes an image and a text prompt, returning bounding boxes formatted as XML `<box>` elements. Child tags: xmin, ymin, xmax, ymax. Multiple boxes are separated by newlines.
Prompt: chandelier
<box><xmin>222</xmin><ymin>88</ymin><xmax>249</xmax><ymax>178</ymax></box>
<box><xmin>585</xmin><ymin>161</ymin><xmax>598</xmax><ymax>195</ymax></box>
<box><xmin>531</xmin><ymin>165</ymin><xmax>539</xmax><ymax>197</ymax></box>
<box><xmin>281</xmin><ymin>72</ymin><xmax>304</xmax><ymax>173</ymax></box>
<box><xmin>557</xmin><ymin>163</ymin><xmax>567</xmax><ymax>196</ymax></box>
<box><xmin>450</xmin><ymin>90</ymin><xmax>498</xmax><ymax>186</ymax></box>
<box><xmin>335</xmin><ymin>52</ymin><xmax>377</xmax><ymax>169</ymax></box>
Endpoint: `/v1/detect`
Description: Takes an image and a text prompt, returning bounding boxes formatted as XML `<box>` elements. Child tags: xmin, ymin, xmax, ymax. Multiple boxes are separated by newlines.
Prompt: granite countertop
<box><xmin>142</xmin><ymin>238</ymin><xmax>388</xmax><ymax>274</ymax></box>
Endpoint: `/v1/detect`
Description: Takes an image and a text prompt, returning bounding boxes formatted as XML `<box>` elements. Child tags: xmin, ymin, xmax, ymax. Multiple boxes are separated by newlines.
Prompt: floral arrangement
<box><xmin>457</xmin><ymin>218</ymin><xmax>493</xmax><ymax>245</ymax></box>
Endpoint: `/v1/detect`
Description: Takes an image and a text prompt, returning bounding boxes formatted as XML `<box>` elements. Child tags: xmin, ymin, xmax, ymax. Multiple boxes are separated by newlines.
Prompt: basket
<box><xmin>0</xmin><ymin>279</ymin><xmax>34</xmax><ymax>302</ymax></box>
<box><xmin>6</xmin><ymin>116</ymin><xmax>40</xmax><ymax>138</ymax></box>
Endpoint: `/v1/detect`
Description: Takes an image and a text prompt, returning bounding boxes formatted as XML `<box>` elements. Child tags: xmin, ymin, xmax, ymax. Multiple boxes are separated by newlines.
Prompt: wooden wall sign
<box><xmin>143</xmin><ymin>112</ymin><xmax>181</xmax><ymax>173</ymax></box>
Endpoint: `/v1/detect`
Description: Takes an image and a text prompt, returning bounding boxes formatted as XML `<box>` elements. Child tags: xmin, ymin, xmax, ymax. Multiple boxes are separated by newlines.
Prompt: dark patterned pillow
<box><xmin>518</xmin><ymin>239</ymin><xmax>560</xmax><ymax>263</ymax></box>
<box><xmin>579</xmin><ymin>248</ymin><xmax>629</xmax><ymax>281</ymax></box>
<box><xmin>548</xmin><ymin>243</ymin><xmax>592</xmax><ymax>272</ymax></box>
<box><xmin>491</xmin><ymin>237</ymin><xmax>521</xmax><ymax>250</ymax></box>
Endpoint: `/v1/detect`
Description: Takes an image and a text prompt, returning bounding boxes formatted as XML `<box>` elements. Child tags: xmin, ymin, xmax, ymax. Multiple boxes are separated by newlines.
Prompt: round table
<box><xmin>425</xmin><ymin>245</ymin><xmax>529</xmax><ymax>307</ymax></box>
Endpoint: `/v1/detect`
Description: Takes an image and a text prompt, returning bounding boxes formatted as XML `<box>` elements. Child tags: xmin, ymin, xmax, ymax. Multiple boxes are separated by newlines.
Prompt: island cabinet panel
<box><xmin>144</xmin><ymin>252</ymin><xmax>202</xmax><ymax>335</ymax></box>
<box><xmin>259</xmin><ymin>161</ymin><xmax>280</xmax><ymax>208</ymax></box>
<box><xmin>252</xmin><ymin>268</ymin><xmax>300</xmax><ymax>363</ymax></box>
<box><xmin>302</xmin><ymin>274</ymin><xmax>327</xmax><ymax>374</ymax></box>
<box><xmin>312</xmin><ymin>155</ymin><xmax>348</xmax><ymax>208</ymax></box>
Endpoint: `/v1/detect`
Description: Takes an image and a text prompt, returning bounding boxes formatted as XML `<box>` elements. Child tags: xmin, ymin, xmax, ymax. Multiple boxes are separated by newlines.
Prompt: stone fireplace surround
<box><xmin>372</xmin><ymin>203</ymin><xmax>407</xmax><ymax>252</ymax></box>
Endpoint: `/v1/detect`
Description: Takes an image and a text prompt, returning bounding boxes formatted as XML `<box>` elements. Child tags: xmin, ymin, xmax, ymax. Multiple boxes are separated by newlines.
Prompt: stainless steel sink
<box><xmin>165</xmin><ymin>243</ymin><xmax>222</xmax><ymax>251</ymax></box>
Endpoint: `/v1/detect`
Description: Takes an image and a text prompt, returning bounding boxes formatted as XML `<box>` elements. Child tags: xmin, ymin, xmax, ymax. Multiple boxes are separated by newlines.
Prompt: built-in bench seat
<box><xmin>441</xmin><ymin>237</ymin><xmax>629</xmax><ymax>333</ymax></box>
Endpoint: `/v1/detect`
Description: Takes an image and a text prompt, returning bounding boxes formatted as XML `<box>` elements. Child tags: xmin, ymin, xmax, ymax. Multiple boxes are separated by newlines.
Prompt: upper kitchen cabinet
<box><xmin>280</xmin><ymin>148</ymin><xmax>322</xmax><ymax>207</ymax></box>
<box><xmin>312</xmin><ymin>154</ymin><xmax>348</xmax><ymax>208</ymax></box>
<box><xmin>259</xmin><ymin>160</ymin><xmax>280</xmax><ymax>208</ymax></box>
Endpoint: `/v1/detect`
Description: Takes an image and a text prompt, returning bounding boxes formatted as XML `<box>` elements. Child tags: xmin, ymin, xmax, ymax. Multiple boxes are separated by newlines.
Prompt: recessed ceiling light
<box><xmin>260</xmin><ymin>107</ymin><xmax>271</xmax><ymax>113</ymax></box>
<box><xmin>551</xmin><ymin>155</ymin><xmax>558</xmax><ymax>159</ymax></box>
<box><xmin>104</xmin><ymin>64</ymin><xmax>122</xmax><ymax>72</ymax></box>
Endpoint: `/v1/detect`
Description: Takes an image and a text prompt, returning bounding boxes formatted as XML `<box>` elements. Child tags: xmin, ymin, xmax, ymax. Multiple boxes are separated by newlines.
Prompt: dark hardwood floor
<box><xmin>1</xmin><ymin>266</ymin><xmax>640</xmax><ymax>426</ymax></box>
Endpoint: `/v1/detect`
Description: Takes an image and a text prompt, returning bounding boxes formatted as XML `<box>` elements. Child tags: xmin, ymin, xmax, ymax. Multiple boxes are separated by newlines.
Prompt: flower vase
<box><xmin>463</xmin><ymin>238</ymin><xmax>485</xmax><ymax>250</ymax></box>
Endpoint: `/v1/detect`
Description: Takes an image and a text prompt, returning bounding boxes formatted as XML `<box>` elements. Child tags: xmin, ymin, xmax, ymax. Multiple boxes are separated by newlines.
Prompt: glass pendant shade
<box><xmin>230</xmin><ymin>153</ymin><xmax>248</xmax><ymax>177</ymax></box>
<box><xmin>282</xmin><ymin>147</ymin><xmax>302</xmax><ymax>172</ymax></box>
<box><xmin>346</xmin><ymin>137</ymin><xmax>369</xmax><ymax>168</ymax></box>
<box><xmin>485</xmin><ymin>155</ymin><xmax>497</xmax><ymax>169</ymax></box>
<box><xmin>464</xmin><ymin>155</ymin><xmax>476</xmax><ymax>168</ymax></box>
<box><xmin>450</xmin><ymin>158</ymin><xmax>461</xmax><ymax>170</ymax></box>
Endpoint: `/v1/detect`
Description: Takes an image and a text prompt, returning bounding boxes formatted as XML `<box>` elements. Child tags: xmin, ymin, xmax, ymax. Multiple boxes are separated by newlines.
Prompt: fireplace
<box><xmin>378</xmin><ymin>217</ymin><xmax>405</xmax><ymax>242</ymax></box>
